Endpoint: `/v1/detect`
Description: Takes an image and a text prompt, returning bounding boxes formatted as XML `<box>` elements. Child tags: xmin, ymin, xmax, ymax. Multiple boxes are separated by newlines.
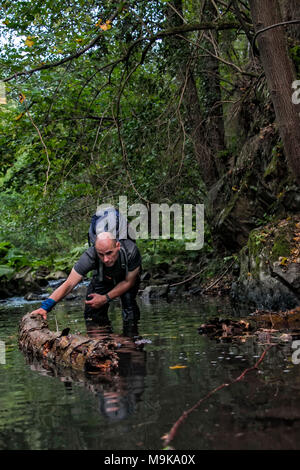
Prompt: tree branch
<box><xmin>162</xmin><ymin>345</ymin><xmax>274</xmax><ymax>448</ymax></box>
<box><xmin>25</xmin><ymin>108</ymin><xmax>51</xmax><ymax>195</ymax></box>
<box><xmin>2</xmin><ymin>7</ymin><xmax>121</xmax><ymax>83</ymax></box>
<box><xmin>252</xmin><ymin>19</ymin><xmax>300</xmax><ymax>51</ymax></box>
<box><xmin>232</xmin><ymin>0</ymin><xmax>255</xmax><ymax>46</ymax></box>
<box><xmin>3</xmin><ymin>20</ymin><xmax>240</xmax><ymax>83</ymax></box>
<box><xmin>177</xmin><ymin>34</ymin><xmax>258</xmax><ymax>78</ymax></box>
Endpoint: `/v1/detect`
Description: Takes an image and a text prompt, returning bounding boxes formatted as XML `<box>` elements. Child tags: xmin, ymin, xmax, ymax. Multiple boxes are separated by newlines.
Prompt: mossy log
<box><xmin>18</xmin><ymin>312</ymin><xmax>119</xmax><ymax>373</ymax></box>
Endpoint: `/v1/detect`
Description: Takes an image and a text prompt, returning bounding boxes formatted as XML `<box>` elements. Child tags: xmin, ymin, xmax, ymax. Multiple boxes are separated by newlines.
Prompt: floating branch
<box><xmin>162</xmin><ymin>345</ymin><xmax>274</xmax><ymax>448</ymax></box>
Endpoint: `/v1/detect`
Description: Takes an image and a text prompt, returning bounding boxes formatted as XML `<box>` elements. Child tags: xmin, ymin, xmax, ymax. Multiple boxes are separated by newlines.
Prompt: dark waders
<box><xmin>84</xmin><ymin>275</ymin><xmax>140</xmax><ymax>325</ymax></box>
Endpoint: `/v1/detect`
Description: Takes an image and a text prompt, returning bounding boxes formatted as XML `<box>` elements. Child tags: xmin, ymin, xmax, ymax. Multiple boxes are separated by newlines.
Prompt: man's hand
<box><xmin>30</xmin><ymin>308</ymin><xmax>47</xmax><ymax>320</ymax></box>
<box><xmin>85</xmin><ymin>293</ymin><xmax>108</xmax><ymax>309</ymax></box>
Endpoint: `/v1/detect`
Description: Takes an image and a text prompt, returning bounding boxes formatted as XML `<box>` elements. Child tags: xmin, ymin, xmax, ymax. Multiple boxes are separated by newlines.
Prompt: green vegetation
<box><xmin>246</xmin><ymin>216</ymin><xmax>298</xmax><ymax>279</ymax></box>
<box><xmin>0</xmin><ymin>0</ymin><xmax>299</xmax><ymax>289</ymax></box>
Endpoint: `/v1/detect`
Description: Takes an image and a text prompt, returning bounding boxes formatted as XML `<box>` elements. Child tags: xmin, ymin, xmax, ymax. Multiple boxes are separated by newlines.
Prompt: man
<box><xmin>31</xmin><ymin>232</ymin><xmax>141</xmax><ymax>323</ymax></box>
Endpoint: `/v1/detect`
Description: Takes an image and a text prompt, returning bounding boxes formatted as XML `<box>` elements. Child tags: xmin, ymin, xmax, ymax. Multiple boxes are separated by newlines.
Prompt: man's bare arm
<box><xmin>31</xmin><ymin>268</ymin><xmax>83</xmax><ymax>318</ymax></box>
<box><xmin>49</xmin><ymin>268</ymin><xmax>83</xmax><ymax>302</ymax></box>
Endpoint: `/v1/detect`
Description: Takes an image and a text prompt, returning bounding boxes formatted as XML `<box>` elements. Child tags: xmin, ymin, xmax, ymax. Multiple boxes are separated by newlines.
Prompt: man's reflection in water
<box><xmin>85</xmin><ymin>308</ymin><xmax>147</xmax><ymax>422</ymax></box>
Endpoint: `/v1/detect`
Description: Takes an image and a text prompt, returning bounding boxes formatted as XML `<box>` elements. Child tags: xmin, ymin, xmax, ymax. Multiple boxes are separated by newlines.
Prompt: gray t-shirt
<box><xmin>74</xmin><ymin>239</ymin><xmax>141</xmax><ymax>282</ymax></box>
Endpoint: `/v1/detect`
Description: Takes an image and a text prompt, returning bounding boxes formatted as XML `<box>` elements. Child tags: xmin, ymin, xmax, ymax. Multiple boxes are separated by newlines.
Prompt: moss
<box><xmin>218</xmin><ymin>190</ymin><xmax>240</xmax><ymax>224</ymax></box>
<box><xmin>238</xmin><ymin>215</ymin><xmax>299</xmax><ymax>285</ymax></box>
<box><xmin>271</xmin><ymin>234</ymin><xmax>291</xmax><ymax>262</ymax></box>
<box><xmin>254</xmin><ymin>255</ymin><xmax>260</xmax><ymax>271</ymax></box>
<box><xmin>248</xmin><ymin>218</ymin><xmax>293</xmax><ymax>264</ymax></box>
<box><xmin>264</xmin><ymin>152</ymin><xmax>277</xmax><ymax>179</ymax></box>
<box><xmin>247</xmin><ymin>229</ymin><xmax>267</xmax><ymax>257</ymax></box>
<box><xmin>245</xmin><ymin>230</ymin><xmax>266</xmax><ymax>278</ymax></box>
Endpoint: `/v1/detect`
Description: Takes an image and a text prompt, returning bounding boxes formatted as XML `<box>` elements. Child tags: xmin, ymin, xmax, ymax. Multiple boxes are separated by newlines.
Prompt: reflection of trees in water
<box><xmin>25</xmin><ymin>315</ymin><xmax>147</xmax><ymax>422</ymax></box>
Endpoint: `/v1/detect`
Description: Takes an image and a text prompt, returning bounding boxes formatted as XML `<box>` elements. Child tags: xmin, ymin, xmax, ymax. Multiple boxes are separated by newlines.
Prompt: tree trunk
<box><xmin>249</xmin><ymin>0</ymin><xmax>300</xmax><ymax>186</ymax></box>
<box><xmin>167</xmin><ymin>0</ymin><xmax>221</xmax><ymax>189</ymax></box>
<box><xmin>184</xmin><ymin>70</ymin><xmax>219</xmax><ymax>188</ymax></box>
<box><xmin>278</xmin><ymin>0</ymin><xmax>300</xmax><ymax>41</ymax></box>
<box><xmin>200</xmin><ymin>0</ymin><xmax>225</xmax><ymax>170</ymax></box>
<box><xmin>185</xmin><ymin>0</ymin><xmax>225</xmax><ymax>188</ymax></box>
<box><xmin>19</xmin><ymin>312</ymin><xmax>119</xmax><ymax>373</ymax></box>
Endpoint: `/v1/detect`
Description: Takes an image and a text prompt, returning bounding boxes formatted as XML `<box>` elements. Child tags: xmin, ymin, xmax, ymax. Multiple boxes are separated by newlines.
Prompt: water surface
<box><xmin>0</xmin><ymin>294</ymin><xmax>300</xmax><ymax>450</ymax></box>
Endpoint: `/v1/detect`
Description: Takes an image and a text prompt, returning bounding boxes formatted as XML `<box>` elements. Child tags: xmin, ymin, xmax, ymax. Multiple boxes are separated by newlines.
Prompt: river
<box><xmin>1</xmin><ymin>293</ymin><xmax>300</xmax><ymax>450</ymax></box>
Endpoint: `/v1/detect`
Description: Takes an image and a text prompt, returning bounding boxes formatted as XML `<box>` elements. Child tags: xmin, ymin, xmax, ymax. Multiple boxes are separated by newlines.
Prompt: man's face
<box><xmin>95</xmin><ymin>238</ymin><xmax>120</xmax><ymax>267</ymax></box>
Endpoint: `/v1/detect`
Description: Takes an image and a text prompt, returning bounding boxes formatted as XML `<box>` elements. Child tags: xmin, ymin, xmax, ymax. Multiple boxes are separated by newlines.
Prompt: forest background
<box><xmin>0</xmin><ymin>0</ymin><xmax>299</xmax><ymax>301</ymax></box>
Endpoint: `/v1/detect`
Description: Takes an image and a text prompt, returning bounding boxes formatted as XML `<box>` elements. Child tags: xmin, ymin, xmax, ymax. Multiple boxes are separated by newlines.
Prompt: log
<box><xmin>18</xmin><ymin>312</ymin><xmax>119</xmax><ymax>373</ymax></box>
<box><xmin>250</xmin><ymin>306</ymin><xmax>300</xmax><ymax>330</ymax></box>
<box><xmin>198</xmin><ymin>317</ymin><xmax>253</xmax><ymax>341</ymax></box>
<box><xmin>197</xmin><ymin>306</ymin><xmax>300</xmax><ymax>341</ymax></box>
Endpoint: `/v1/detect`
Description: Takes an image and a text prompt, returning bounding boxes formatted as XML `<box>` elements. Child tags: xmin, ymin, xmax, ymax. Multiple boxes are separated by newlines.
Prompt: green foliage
<box><xmin>289</xmin><ymin>45</ymin><xmax>300</xmax><ymax>74</ymax></box>
<box><xmin>0</xmin><ymin>241</ymin><xmax>32</xmax><ymax>278</ymax></box>
<box><xmin>137</xmin><ymin>219</ymin><xmax>213</xmax><ymax>273</ymax></box>
<box><xmin>50</xmin><ymin>244</ymin><xmax>88</xmax><ymax>272</ymax></box>
<box><xmin>0</xmin><ymin>241</ymin><xmax>13</xmax><ymax>258</ymax></box>
<box><xmin>0</xmin><ymin>265</ymin><xmax>15</xmax><ymax>280</ymax></box>
<box><xmin>137</xmin><ymin>238</ymin><xmax>190</xmax><ymax>270</ymax></box>
<box><xmin>3</xmin><ymin>247</ymin><xmax>31</xmax><ymax>270</ymax></box>
<box><xmin>0</xmin><ymin>0</ymin><xmax>274</xmax><ymax>276</ymax></box>
<box><xmin>0</xmin><ymin>237</ymin><xmax>89</xmax><ymax>280</ymax></box>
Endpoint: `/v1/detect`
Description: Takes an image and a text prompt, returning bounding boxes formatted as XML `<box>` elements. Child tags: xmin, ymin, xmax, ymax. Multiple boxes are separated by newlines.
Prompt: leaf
<box><xmin>96</xmin><ymin>19</ymin><xmax>112</xmax><ymax>30</ymax></box>
<box><xmin>169</xmin><ymin>365</ymin><xmax>187</xmax><ymax>370</ymax></box>
<box><xmin>25</xmin><ymin>37</ymin><xmax>35</xmax><ymax>47</ymax></box>
<box><xmin>279</xmin><ymin>256</ymin><xmax>288</xmax><ymax>266</ymax></box>
<box><xmin>19</xmin><ymin>93</ymin><xmax>26</xmax><ymax>104</ymax></box>
<box><xmin>0</xmin><ymin>265</ymin><xmax>15</xmax><ymax>279</ymax></box>
<box><xmin>0</xmin><ymin>241</ymin><xmax>13</xmax><ymax>256</ymax></box>
<box><xmin>14</xmin><ymin>112</ymin><xmax>24</xmax><ymax>121</ymax></box>
<box><xmin>100</xmin><ymin>23</ymin><xmax>111</xmax><ymax>31</ymax></box>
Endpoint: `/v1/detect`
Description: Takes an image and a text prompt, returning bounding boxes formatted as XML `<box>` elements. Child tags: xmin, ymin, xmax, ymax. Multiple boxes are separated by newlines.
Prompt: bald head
<box><xmin>96</xmin><ymin>231</ymin><xmax>116</xmax><ymax>244</ymax></box>
<box><xmin>95</xmin><ymin>232</ymin><xmax>120</xmax><ymax>267</ymax></box>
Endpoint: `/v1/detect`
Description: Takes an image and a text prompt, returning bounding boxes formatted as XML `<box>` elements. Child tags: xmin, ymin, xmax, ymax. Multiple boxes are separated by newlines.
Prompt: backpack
<box><xmin>87</xmin><ymin>206</ymin><xmax>135</xmax><ymax>247</ymax></box>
